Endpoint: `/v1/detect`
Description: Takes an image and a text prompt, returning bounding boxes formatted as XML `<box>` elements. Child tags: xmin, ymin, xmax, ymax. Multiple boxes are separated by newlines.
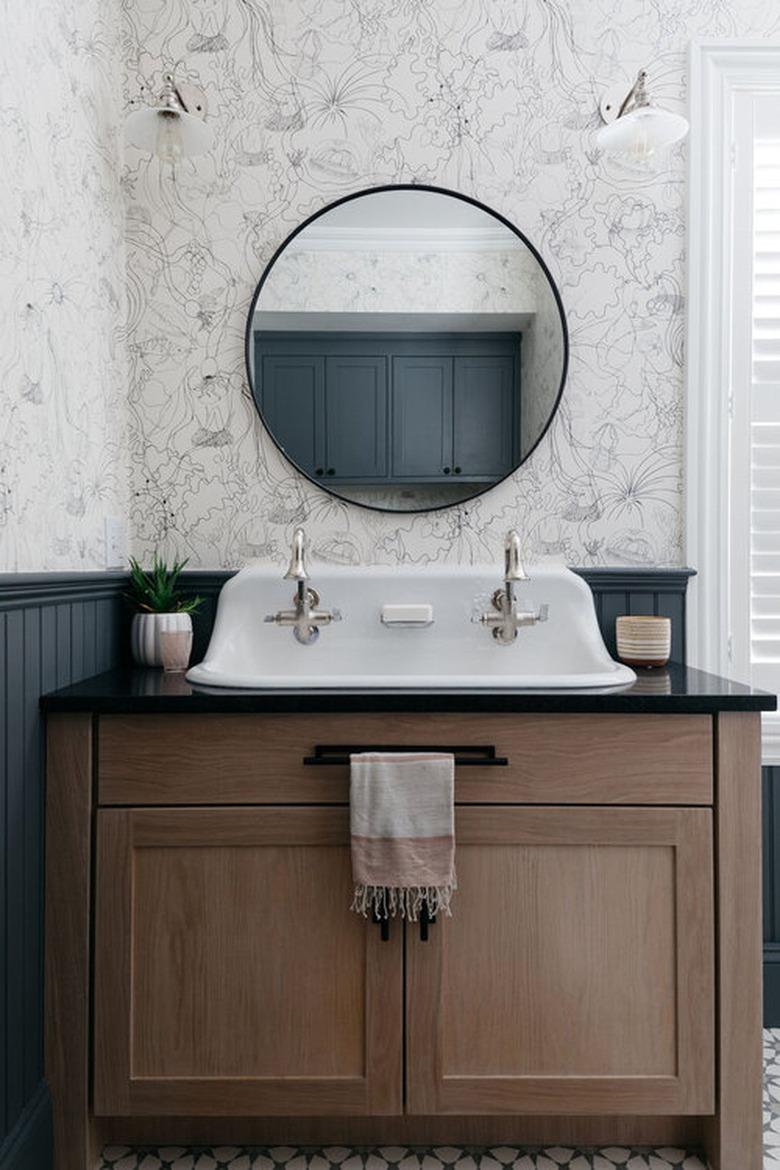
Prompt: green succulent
<box><xmin>126</xmin><ymin>555</ymin><xmax>203</xmax><ymax>615</ymax></box>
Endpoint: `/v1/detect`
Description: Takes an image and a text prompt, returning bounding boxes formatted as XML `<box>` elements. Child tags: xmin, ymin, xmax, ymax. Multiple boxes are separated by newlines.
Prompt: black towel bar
<box><xmin>303</xmin><ymin>744</ymin><xmax>508</xmax><ymax>767</ymax></box>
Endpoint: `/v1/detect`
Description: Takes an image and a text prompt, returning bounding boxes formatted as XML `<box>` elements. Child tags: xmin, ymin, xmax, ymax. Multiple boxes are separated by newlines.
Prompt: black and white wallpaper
<box><xmin>6</xmin><ymin>3</ymin><xmax>780</xmax><ymax>571</ymax></box>
<box><xmin>0</xmin><ymin>2</ymin><xmax>127</xmax><ymax>570</ymax></box>
<box><xmin>121</xmin><ymin>0</ymin><xmax>780</xmax><ymax>570</ymax></box>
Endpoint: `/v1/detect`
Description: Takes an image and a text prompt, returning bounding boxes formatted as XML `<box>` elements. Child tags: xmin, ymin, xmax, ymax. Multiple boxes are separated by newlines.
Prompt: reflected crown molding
<box><xmin>285</xmin><ymin>225</ymin><xmax>523</xmax><ymax>253</ymax></box>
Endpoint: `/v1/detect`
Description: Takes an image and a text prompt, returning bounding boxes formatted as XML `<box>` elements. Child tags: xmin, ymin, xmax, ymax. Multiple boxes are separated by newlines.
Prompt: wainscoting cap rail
<box><xmin>573</xmin><ymin>567</ymin><xmax>696</xmax><ymax>590</ymax></box>
<box><xmin>0</xmin><ymin>567</ymin><xmax>697</xmax><ymax>607</ymax></box>
<box><xmin>0</xmin><ymin>572</ymin><xmax>129</xmax><ymax>608</ymax></box>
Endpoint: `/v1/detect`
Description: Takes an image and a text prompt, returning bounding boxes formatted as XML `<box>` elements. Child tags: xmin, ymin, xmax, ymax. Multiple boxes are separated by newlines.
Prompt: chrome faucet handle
<box><xmin>268</xmin><ymin>530</ymin><xmax>343</xmax><ymax>644</ymax></box>
<box><xmin>284</xmin><ymin>527</ymin><xmax>309</xmax><ymax>582</ymax></box>
<box><xmin>473</xmin><ymin>533</ymin><xmax>545</xmax><ymax>643</ymax></box>
<box><xmin>504</xmin><ymin>530</ymin><xmax>529</xmax><ymax>584</ymax></box>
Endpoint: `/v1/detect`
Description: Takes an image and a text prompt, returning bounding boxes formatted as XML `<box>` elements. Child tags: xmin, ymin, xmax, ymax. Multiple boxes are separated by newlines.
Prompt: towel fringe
<box><xmin>351</xmin><ymin>880</ymin><xmax>456</xmax><ymax>921</ymax></box>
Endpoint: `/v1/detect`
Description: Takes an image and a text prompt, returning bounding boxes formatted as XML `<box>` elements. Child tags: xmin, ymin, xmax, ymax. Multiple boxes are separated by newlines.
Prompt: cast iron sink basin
<box><xmin>186</xmin><ymin>564</ymin><xmax>635</xmax><ymax>690</ymax></box>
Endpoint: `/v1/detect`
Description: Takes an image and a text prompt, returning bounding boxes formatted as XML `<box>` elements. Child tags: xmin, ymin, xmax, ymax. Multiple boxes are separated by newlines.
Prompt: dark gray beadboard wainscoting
<box><xmin>0</xmin><ymin>574</ymin><xmax>127</xmax><ymax>1170</ymax></box>
<box><xmin>764</xmin><ymin>768</ymin><xmax>780</xmax><ymax>1024</ymax></box>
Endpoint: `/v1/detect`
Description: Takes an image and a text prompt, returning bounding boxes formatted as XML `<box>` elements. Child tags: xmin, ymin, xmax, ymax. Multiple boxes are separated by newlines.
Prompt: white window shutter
<box><xmin>749</xmin><ymin>126</ymin><xmax>780</xmax><ymax>730</ymax></box>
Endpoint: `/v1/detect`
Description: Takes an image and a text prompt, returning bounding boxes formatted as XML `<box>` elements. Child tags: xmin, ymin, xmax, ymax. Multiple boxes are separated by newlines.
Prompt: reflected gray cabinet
<box><xmin>391</xmin><ymin>354</ymin><xmax>515</xmax><ymax>481</ymax></box>
<box><xmin>454</xmin><ymin>355</ymin><xmax>515</xmax><ymax>478</ymax></box>
<box><xmin>260</xmin><ymin>352</ymin><xmax>388</xmax><ymax>483</ymax></box>
<box><xmin>324</xmin><ymin>356</ymin><xmax>388</xmax><ymax>481</ymax></box>
<box><xmin>256</xmin><ymin>333</ymin><xmax>519</xmax><ymax>485</ymax></box>
<box><xmin>259</xmin><ymin>355</ymin><xmax>324</xmax><ymax>474</ymax></box>
<box><xmin>391</xmin><ymin>356</ymin><xmax>453</xmax><ymax>479</ymax></box>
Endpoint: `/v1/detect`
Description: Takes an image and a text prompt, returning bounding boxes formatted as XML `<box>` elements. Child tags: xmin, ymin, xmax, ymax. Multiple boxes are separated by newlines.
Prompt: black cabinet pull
<box><xmin>454</xmin><ymin>466</ymin><xmax>462</xmax><ymax>474</ymax></box>
<box><xmin>420</xmin><ymin>902</ymin><xmax>436</xmax><ymax>941</ymax></box>
<box><xmin>443</xmin><ymin>466</ymin><xmax>451</xmax><ymax>475</ymax></box>
<box><xmin>304</xmin><ymin>745</ymin><xmax>508</xmax><ymax>767</ymax></box>
<box><xmin>315</xmin><ymin>467</ymin><xmax>324</xmax><ymax>476</ymax></box>
<box><xmin>372</xmin><ymin>908</ymin><xmax>390</xmax><ymax>941</ymax></box>
<box><xmin>327</xmin><ymin>467</ymin><xmax>335</xmax><ymax>476</ymax></box>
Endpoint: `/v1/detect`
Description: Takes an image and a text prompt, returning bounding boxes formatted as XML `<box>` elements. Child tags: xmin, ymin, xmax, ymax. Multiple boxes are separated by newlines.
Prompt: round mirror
<box><xmin>246</xmin><ymin>185</ymin><xmax>568</xmax><ymax>513</ymax></box>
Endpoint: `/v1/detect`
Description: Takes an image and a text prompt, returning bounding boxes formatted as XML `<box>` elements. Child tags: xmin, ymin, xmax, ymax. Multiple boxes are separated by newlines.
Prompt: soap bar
<box><xmin>380</xmin><ymin>603</ymin><xmax>434</xmax><ymax>626</ymax></box>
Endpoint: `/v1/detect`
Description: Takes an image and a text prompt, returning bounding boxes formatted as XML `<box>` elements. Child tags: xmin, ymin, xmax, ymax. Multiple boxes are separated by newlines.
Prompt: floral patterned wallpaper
<box><xmin>0</xmin><ymin>1</ymin><xmax>127</xmax><ymax>571</ymax></box>
<box><xmin>125</xmin><ymin>2</ymin><xmax>780</xmax><ymax>567</ymax></box>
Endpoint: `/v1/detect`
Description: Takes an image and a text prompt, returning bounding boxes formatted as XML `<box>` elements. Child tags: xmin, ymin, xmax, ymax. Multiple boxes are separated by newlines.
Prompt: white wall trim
<box><xmin>686</xmin><ymin>41</ymin><xmax>780</xmax><ymax>680</ymax></box>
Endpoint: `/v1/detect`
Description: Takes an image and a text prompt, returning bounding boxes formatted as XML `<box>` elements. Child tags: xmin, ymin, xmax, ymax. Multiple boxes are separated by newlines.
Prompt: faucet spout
<box><xmin>504</xmin><ymin>530</ymin><xmax>529</xmax><ymax>584</ymax></box>
<box><xmin>284</xmin><ymin>527</ymin><xmax>309</xmax><ymax>582</ymax></box>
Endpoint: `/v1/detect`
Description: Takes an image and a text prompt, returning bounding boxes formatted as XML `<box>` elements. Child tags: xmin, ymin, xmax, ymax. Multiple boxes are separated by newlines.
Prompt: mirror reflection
<box><xmin>247</xmin><ymin>187</ymin><xmax>567</xmax><ymax>512</ymax></box>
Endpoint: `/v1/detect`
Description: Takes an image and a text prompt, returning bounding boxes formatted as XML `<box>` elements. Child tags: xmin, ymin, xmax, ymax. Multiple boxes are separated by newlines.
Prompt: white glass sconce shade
<box><xmin>125</xmin><ymin>74</ymin><xmax>213</xmax><ymax>160</ymax></box>
<box><xmin>596</xmin><ymin>106</ymin><xmax>689</xmax><ymax>157</ymax></box>
<box><xmin>125</xmin><ymin>106</ymin><xmax>213</xmax><ymax>159</ymax></box>
<box><xmin>596</xmin><ymin>70</ymin><xmax>689</xmax><ymax>159</ymax></box>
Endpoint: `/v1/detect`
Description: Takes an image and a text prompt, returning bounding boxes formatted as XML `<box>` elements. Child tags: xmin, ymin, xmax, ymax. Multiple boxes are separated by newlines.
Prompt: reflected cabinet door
<box><xmin>94</xmin><ymin>807</ymin><xmax>403</xmax><ymax>1116</ymax></box>
<box><xmin>453</xmin><ymin>355</ymin><xmax>516</xmax><ymax>478</ymax></box>
<box><xmin>391</xmin><ymin>356</ymin><xmax>453</xmax><ymax>479</ymax></box>
<box><xmin>259</xmin><ymin>354</ymin><xmax>325</xmax><ymax>473</ymax></box>
<box><xmin>325</xmin><ymin>355</ymin><xmax>388</xmax><ymax>481</ymax></box>
<box><xmin>407</xmin><ymin>806</ymin><xmax>714</xmax><ymax>1116</ymax></box>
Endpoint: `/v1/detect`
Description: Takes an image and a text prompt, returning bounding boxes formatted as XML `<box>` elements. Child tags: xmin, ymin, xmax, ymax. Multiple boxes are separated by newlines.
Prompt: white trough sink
<box><xmin>186</xmin><ymin>564</ymin><xmax>635</xmax><ymax>690</ymax></box>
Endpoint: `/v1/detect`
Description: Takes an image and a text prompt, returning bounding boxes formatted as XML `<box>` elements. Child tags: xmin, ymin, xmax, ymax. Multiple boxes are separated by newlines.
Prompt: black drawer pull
<box><xmin>420</xmin><ymin>902</ymin><xmax>436</xmax><ymax>941</ymax></box>
<box><xmin>372</xmin><ymin>908</ymin><xmax>390</xmax><ymax>941</ymax></box>
<box><xmin>303</xmin><ymin>744</ymin><xmax>508</xmax><ymax>767</ymax></box>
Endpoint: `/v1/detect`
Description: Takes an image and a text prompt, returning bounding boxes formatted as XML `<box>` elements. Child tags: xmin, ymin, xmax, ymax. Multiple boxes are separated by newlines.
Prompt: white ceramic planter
<box><xmin>131</xmin><ymin>612</ymin><xmax>193</xmax><ymax>667</ymax></box>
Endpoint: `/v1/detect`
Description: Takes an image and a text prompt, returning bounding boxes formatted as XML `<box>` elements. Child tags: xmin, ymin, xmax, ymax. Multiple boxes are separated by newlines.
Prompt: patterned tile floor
<box><xmin>98</xmin><ymin>1028</ymin><xmax>780</xmax><ymax>1170</ymax></box>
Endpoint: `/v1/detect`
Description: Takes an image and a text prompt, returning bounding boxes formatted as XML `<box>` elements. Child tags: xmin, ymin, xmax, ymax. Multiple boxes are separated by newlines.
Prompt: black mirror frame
<box><xmin>244</xmin><ymin>182</ymin><xmax>569</xmax><ymax>515</ymax></box>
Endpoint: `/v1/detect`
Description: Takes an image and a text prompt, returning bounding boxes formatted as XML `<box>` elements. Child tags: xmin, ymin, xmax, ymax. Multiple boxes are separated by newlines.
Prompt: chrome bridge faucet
<box><xmin>476</xmin><ymin>530</ymin><xmax>548</xmax><ymax>645</ymax></box>
<box><xmin>264</xmin><ymin>527</ymin><xmax>342</xmax><ymax>645</ymax></box>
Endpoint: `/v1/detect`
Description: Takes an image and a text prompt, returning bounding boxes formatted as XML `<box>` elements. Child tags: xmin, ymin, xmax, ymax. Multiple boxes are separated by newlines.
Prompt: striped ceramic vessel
<box><xmin>615</xmin><ymin>615</ymin><xmax>671</xmax><ymax>668</ymax></box>
<box><xmin>131</xmin><ymin>612</ymin><xmax>193</xmax><ymax>667</ymax></box>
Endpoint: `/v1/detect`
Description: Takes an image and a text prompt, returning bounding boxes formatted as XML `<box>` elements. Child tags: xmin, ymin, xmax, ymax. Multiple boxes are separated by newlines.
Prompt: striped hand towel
<box><xmin>350</xmin><ymin>752</ymin><xmax>456</xmax><ymax>921</ymax></box>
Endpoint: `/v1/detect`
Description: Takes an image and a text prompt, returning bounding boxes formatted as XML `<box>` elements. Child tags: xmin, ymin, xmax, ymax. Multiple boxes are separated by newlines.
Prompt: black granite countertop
<box><xmin>40</xmin><ymin>663</ymin><xmax>776</xmax><ymax>714</ymax></box>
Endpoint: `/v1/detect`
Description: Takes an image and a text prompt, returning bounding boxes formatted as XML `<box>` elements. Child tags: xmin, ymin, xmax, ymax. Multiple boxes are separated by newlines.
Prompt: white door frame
<box><xmin>686</xmin><ymin>41</ymin><xmax>780</xmax><ymax>685</ymax></box>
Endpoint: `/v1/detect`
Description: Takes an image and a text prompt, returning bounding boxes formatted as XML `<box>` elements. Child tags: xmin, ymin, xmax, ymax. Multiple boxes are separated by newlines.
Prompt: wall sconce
<box><xmin>125</xmin><ymin>73</ymin><xmax>214</xmax><ymax>164</ymax></box>
<box><xmin>596</xmin><ymin>69</ymin><xmax>689</xmax><ymax>159</ymax></box>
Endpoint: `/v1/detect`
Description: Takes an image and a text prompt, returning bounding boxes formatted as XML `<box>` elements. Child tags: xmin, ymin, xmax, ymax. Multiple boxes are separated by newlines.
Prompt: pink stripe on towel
<box><xmin>350</xmin><ymin>751</ymin><xmax>456</xmax><ymax>920</ymax></box>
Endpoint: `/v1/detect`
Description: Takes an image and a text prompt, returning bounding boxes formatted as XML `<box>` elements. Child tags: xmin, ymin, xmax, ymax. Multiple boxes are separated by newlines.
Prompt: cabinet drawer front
<box><xmin>98</xmin><ymin>712</ymin><xmax>712</xmax><ymax>806</ymax></box>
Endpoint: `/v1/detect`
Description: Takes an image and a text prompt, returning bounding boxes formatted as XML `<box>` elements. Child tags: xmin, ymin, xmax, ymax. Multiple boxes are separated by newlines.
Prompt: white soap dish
<box><xmin>380</xmin><ymin>603</ymin><xmax>434</xmax><ymax>628</ymax></box>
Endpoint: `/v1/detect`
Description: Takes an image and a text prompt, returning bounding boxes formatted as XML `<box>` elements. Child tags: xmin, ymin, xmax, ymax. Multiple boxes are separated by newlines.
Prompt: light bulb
<box><xmin>628</xmin><ymin>121</ymin><xmax>654</xmax><ymax>162</ymax></box>
<box><xmin>155</xmin><ymin>112</ymin><xmax>183</xmax><ymax>164</ymax></box>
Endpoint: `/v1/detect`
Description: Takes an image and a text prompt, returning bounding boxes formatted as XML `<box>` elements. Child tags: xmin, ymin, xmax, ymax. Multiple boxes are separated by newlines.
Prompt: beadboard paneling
<box><xmin>578</xmin><ymin>568</ymin><xmax>694</xmax><ymax>668</ymax></box>
<box><xmin>0</xmin><ymin>574</ymin><xmax>127</xmax><ymax>1170</ymax></box>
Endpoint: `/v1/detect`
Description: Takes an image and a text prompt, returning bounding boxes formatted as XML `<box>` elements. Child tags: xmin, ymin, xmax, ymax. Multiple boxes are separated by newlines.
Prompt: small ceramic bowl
<box><xmin>616</xmin><ymin>615</ymin><xmax>671</xmax><ymax>668</ymax></box>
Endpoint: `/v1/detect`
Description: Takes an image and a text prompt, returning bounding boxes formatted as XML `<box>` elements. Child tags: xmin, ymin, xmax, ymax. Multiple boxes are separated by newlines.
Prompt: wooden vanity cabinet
<box><xmin>45</xmin><ymin>709</ymin><xmax>762</xmax><ymax>1170</ymax></box>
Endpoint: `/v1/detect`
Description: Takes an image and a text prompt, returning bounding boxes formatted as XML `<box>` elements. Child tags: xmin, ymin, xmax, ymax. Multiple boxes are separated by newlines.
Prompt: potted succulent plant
<box><xmin>126</xmin><ymin>555</ymin><xmax>202</xmax><ymax>668</ymax></box>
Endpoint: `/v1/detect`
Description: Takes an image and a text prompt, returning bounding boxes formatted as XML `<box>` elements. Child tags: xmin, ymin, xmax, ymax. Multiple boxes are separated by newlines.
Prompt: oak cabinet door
<box><xmin>94</xmin><ymin>807</ymin><xmax>402</xmax><ymax>1116</ymax></box>
<box><xmin>407</xmin><ymin>806</ymin><xmax>714</xmax><ymax>1116</ymax></box>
